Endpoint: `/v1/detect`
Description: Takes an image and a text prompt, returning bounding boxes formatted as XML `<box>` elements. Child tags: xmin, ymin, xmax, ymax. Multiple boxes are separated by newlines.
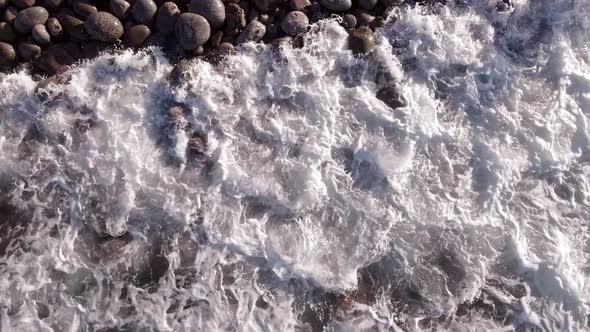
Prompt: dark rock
<box><xmin>17</xmin><ymin>42</ymin><xmax>42</xmax><ymax>60</ymax></box>
<box><xmin>280</xmin><ymin>10</ymin><xmax>308</xmax><ymax>36</ymax></box>
<box><xmin>168</xmin><ymin>58</ymin><xmax>194</xmax><ymax>85</ymax></box>
<box><xmin>289</xmin><ymin>0</ymin><xmax>310</xmax><ymax>11</ymax></box>
<box><xmin>156</xmin><ymin>2</ymin><xmax>180</xmax><ymax>35</ymax></box>
<box><xmin>247</xmin><ymin>7</ymin><xmax>258</xmax><ymax>22</ymax></box>
<box><xmin>0</xmin><ymin>22</ymin><xmax>16</xmax><ymax>43</ymax></box>
<box><xmin>354</xmin><ymin>10</ymin><xmax>374</xmax><ymax>26</ymax></box>
<box><xmin>0</xmin><ymin>41</ymin><xmax>16</xmax><ymax>65</ymax></box>
<box><xmin>342</xmin><ymin>13</ymin><xmax>356</xmax><ymax>29</ymax></box>
<box><xmin>225</xmin><ymin>3</ymin><xmax>245</xmax><ymax>31</ymax></box>
<box><xmin>131</xmin><ymin>0</ymin><xmax>157</xmax><ymax>25</ymax></box>
<box><xmin>189</xmin><ymin>0</ymin><xmax>226</xmax><ymax>30</ymax></box>
<box><xmin>14</xmin><ymin>6</ymin><xmax>49</xmax><ymax>34</ymax></box>
<box><xmin>209</xmin><ymin>29</ymin><xmax>222</xmax><ymax>47</ymax></box>
<box><xmin>357</xmin><ymin>0</ymin><xmax>377</xmax><ymax>11</ymax></box>
<box><xmin>264</xmin><ymin>22</ymin><xmax>280</xmax><ymax>40</ymax></box>
<box><xmin>308</xmin><ymin>2</ymin><xmax>322</xmax><ymax>22</ymax></box>
<box><xmin>85</xmin><ymin>11</ymin><xmax>124</xmax><ymax>42</ymax></box>
<box><xmin>258</xmin><ymin>13</ymin><xmax>270</xmax><ymax>24</ymax></box>
<box><xmin>255</xmin><ymin>0</ymin><xmax>285</xmax><ymax>12</ymax></box>
<box><xmin>32</xmin><ymin>44</ymin><xmax>75</xmax><ymax>75</ymax></box>
<box><xmin>376</xmin><ymin>86</ymin><xmax>406</xmax><ymax>109</ymax></box>
<box><xmin>320</xmin><ymin>0</ymin><xmax>351</xmax><ymax>11</ymax></box>
<box><xmin>57</xmin><ymin>9</ymin><xmax>89</xmax><ymax>40</ymax></box>
<box><xmin>42</xmin><ymin>0</ymin><xmax>63</xmax><ymax>9</ymax></box>
<box><xmin>174</xmin><ymin>13</ymin><xmax>210</xmax><ymax>50</ymax></box>
<box><xmin>79</xmin><ymin>40</ymin><xmax>110</xmax><ymax>58</ymax></box>
<box><xmin>235</xmin><ymin>19</ymin><xmax>265</xmax><ymax>44</ymax></box>
<box><xmin>12</xmin><ymin>0</ymin><xmax>35</xmax><ymax>9</ymax></box>
<box><xmin>369</xmin><ymin>16</ymin><xmax>384</xmax><ymax>30</ymax></box>
<box><xmin>110</xmin><ymin>0</ymin><xmax>130</xmax><ymax>19</ymax></box>
<box><xmin>124</xmin><ymin>24</ymin><xmax>150</xmax><ymax>46</ymax></box>
<box><xmin>187</xmin><ymin>131</ymin><xmax>208</xmax><ymax>157</ymax></box>
<box><xmin>0</xmin><ymin>0</ymin><xmax>6</xmax><ymax>9</ymax></box>
<box><xmin>73</xmin><ymin>0</ymin><xmax>97</xmax><ymax>18</ymax></box>
<box><xmin>46</xmin><ymin>17</ymin><xmax>63</xmax><ymax>38</ymax></box>
<box><xmin>135</xmin><ymin>254</ymin><xmax>169</xmax><ymax>288</ymax></box>
<box><xmin>32</xmin><ymin>24</ymin><xmax>51</xmax><ymax>46</ymax></box>
<box><xmin>2</xmin><ymin>6</ymin><xmax>18</xmax><ymax>23</ymax></box>
<box><xmin>348</xmin><ymin>26</ymin><xmax>374</xmax><ymax>55</ymax></box>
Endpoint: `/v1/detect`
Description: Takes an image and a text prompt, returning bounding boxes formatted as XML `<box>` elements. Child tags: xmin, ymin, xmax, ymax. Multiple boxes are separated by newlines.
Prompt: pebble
<box><xmin>32</xmin><ymin>24</ymin><xmax>51</xmax><ymax>46</ymax></box>
<box><xmin>348</xmin><ymin>26</ymin><xmax>374</xmax><ymax>55</ymax></box>
<box><xmin>57</xmin><ymin>9</ymin><xmax>88</xmax><ymax>40</ymax></box>
<box><xmin>156</xmin><ymin>2</ymin><xmax>180</xmax><ymax>35</ymax></box>
<box><xmin>320</xmin><ymin>0</ymin><xmax>351</xmax><ymax>11</ymax></box>
<box><xmin>46</xmin><ymin>18</ymin><xmax>63</xmax><ymax>39</ymax></box>
<box><xmin>124</xmin><ymin>24</ymin><xmax>151</xmax><ymax>46</ymax></box>
<box><xmin>85</xmin><ymin>11</ymin><xmax>124</xmax><ymax>42</ymax></box>
<box><xmin>376</xmin><ymin>86</ymin><xmax>406</xmax><ymax>109</ymax></box>
<box><xmin>2</xmin><ymin>6</ymin><xmax>18</xmax><ymax>23</ymax></box>
<box><xmin>73</xmin><ymin>0</ymin><xmax>97</xmax><ymax>18</ymax></box>
<box><xmin>289</xmin><ymin>0</ymin><xmax>311</xmax><ymax>11</ymax></box>
<box><xmin>280</xmin><ymin>11</ymin><xmax>308</xmax><ymax>36</ymax></box>
<box><xmin>0</xmin><ymin>22</ymin><xmax>16</xmax><ymax>43</ymax></box>
<box><xmin>110</xmin><ymin>0</ymin><xmax>130</xmax><ymax>19</ymax></box>
<box><xmin>17</xmin><ymin>42</ymin><xmax>42</xmax><ymax>61</ymax></box>
<box><xmin>12</xmin><ymin>0</ymin><xmax>34</xmax><ymax>9</ymax></box>
<box><xmin>14</xmin><ymin>6</ymin><xmax>49</xmax><ymax>34</ymax></box>
<box><xmin>132</xmin><ymin>0</ymin><xmax>158</xmax><ymax>25</ymax></box>
<box><xmin>357</xmin><ymin>0</ymin><xmax>377</xmax><ymax>11</ymax></box>
<box><xmin>189</xmin><ymin>0</ymin><xmax>226</xmax><ymax>30</ymax></box>
<box><xmin>235</xmin><ymin>19</ymin><xmax>265</xmax><ymax>44</ymax></box>
<box><xmin>0</xmin><ymin>41</ymin><xmax>16</xmax><ymax>65</ymax></box>
<box><xmin>174</xmin><ymin>13</ymin><xmax>211</xmax><ymax>50</ymax></box>
<box><xmin>342</xmin><ymin>13</ymin><xmax>356</xmax><ymax>29</ymax></box>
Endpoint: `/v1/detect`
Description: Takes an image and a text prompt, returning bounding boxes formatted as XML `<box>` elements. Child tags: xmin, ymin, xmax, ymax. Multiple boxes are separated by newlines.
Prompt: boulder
<box><xmin>85</xmin><ymin>11</ymin><xmax>124</xmax><ymax>42</ymax></box>
<box><xmin>174</xmin><ymin>13</ymin><xmax>211</xmax><ymax>50</ymax></box>
<box><xmin>357</xmin><ymin>0</ymin><xmax>377</xmax><ymax>11</ymax></box>
<box><xmin>289</xmin><ymin>0</ymin><xmax>310</xmax><ymax>11</ymax></box>
<box><xmin>2</xmin><ymin>6</ymin><xmax>18</xmax><ymax>24</ymax></box>
<box><xmin>342</xmin><ymin>13</ymin><xmax>356</xmax><ymax>30</ymax></box>
<box><xmin>12</xmin><ymin>0</ymin><xmax>35</xmax><ymax>9</ymax></box>
<box><xmin>225</xmin><ymin>3</ymin><xmax>245</xmax><ymax>31</ymax></box>
<box><xmin>43</xmin><ymin>0</ymin><xmax>63</xmax><ymax>9</ymax></box>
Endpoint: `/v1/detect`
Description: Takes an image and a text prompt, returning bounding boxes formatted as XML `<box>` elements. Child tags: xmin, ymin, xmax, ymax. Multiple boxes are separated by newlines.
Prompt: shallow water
<box><xmin>0</xmin><ymin>0</ymin><xmax>589</xmax><ymax>331</ymax></box>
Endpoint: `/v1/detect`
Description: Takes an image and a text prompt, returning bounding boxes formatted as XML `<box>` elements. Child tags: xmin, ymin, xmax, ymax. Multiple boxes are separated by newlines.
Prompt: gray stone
<box><xmin>156</xmin><ymin>2</ymin><xmax>180</xmax><ymax>35</ymax></box>
<box><xmin>235</xmin><ymin>19</ymin><xmax>265</xmax><ymax>44</ymax></box>
<box><xmin>376</xmin><ymin>86</ymin><xmax>406</xmax><ymax>109</ymax></box>
<box><xmin>132</xmin><ymin>0</ymin><xmax>157</xmax><ymax>25</ymax></box>
<box><xmin>348</xmin><ymin>26</ymin><xmax>374</xmax><ymax>55</ymax></box>
<box><xmin>357</xmin><ymin>0</ymin><xmax>378</xmax><ymax>10</ymax></box>
<box><xmin>0</xmin><ymin>22</ymin><xmax>16</xmax><ymax>43</ymax></box>
<box><xmin>280</xmin><ymin>11</ymin><xmax>308</xmax><ymax>36</ymax></box>
<box><xmin>189</xmin><ymin>0</ymin><xmax>225</xmax><ymax>30</ymax></box>
<box><xmin>174</xmin><ymin>13</ymin><xmax>211</xmax><ymax>50</ymax></box>
<box><xmin>110</xmin><ymin>0</ymin><xmax>130</xmax><ymax>19</ymax></box>
<box><xmin>46</xmin><ymin>18</ymin><xmax>63</xmax><ymax>38</ymax></box>
<box><xmin>255</xmin><ymin>0</ymin><xmax>286</xmax><ymax>12</ymax></box>
<box><xmin>225</xmin><ymin>3</ymin><xmax>245</xmax><ymax>31</ymax></box>
<box><xmin>73</xmin><ymin>0</ymin><xmax>97</xmax><ymax>18</ymax></box>
<box><xmin>17</xmin><ymin>42</ymin><xmax>41</xmax><ymax>60</ymax></box>
<box><xmin>289</xmin><ymin>0</ymin><xmax>310</xmax><ymax>11</ymax></box>
<box><xmin>0</xmin><ymin>41</ymin><xmax>16</xmax><ymax>65</ymax></box>
<box><xmin>124</xmin><ymin>24</ymin><xmax>151</xmax><ymax>46</ymax></box>
<box><xmin>320</xmin><ymin>0</ymin><xmax>351</xmax><ymax>11</ymax></box>
<box><xmin>85</xmin><ymin>11</ymin><xmax>124</xmax><ymax>42</ymax></box>
<box><xmin>43</xmin><ymin>0</ymin><xmax>63</xmax><ymax>9</ymax></box>
<box><xmin>57</xmin><ymin>9</ymin><xmax>88</xmax><ymax>41</ymax></box>
<box><xmin>32</xmin><ymin>24</ymin><xmax>51</xmax><ymax>46</ymax></box>
<box><xmin>14</xmin><ymin>6</ymin><xmax>49</xmax><ymax>34</ymax></box>
<box><xmin>12</xmin><ymin>0</ymin><xmax>34</xmax><ymax>9</ymax></box>
<box><xmin>342</xmin><ymin>13</ymin><xmax>356</xmax><ymax>29</ymax></box>
<box><xmin>2</xmin><ymin>6</ymin><xmax>18</xmax><ymax>24</ymax></box>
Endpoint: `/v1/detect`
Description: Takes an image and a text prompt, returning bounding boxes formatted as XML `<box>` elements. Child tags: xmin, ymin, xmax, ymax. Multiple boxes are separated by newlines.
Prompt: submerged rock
<box><xmin>376</xmin><ymin>86</ymin><xmax>406</xmax><ymax>109</ymax></box>
<box><xmin>85</xmin><ymin>11</ymin><xmax>124</xmax><ymax>42</ymax></box>
<box><xmin>348</xmin><ymin>26</ymin><xmax>374</xmax><ymax>55</ymax></box>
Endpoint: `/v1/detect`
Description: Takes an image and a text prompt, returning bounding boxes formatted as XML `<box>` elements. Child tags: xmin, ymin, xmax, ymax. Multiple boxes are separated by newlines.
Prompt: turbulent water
<box><xmin>1</xmin><ymin>0</ymin><xmax>590</xmax><ymax>331</ymax></box>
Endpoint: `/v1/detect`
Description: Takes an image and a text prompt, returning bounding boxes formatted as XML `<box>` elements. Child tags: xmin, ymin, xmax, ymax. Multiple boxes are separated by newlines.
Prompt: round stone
<box><xmin>155</xmin><ymin>2</ymin><xmax>180</xmax><ymax>35</ymax></box>
<box><xmin>189</xmin><ymin>0</ymin><xmax>225</xmax><ymax>30</ymax></box>
<box><xmin>0</xmin><ymin>22</ymin><xmax>16</xmax><ymax>43</ymax></box>
<box><xmin>348</xmin><ymin>26</ymin><xmax>375</xmax><ymax>55</ymax></box>
<box><xmin>0</xmin><ymin>41</ymin><xmax>16</xmax><ymax>65</ymax></box>
<box><xmin>342</xmin><ymin>13</ymin><xmax>356</xmax><ymax>29</ymax></box>
<box><xmin>131</xmin><ymin>0</ymin><xmax>157</xmax><ymax>25</ymax></box>
<box><xmin>14</xmin><ymin>6</ymin><xmax>49</xmax><ymax>34</ymax></box>
<box><xmin>17</xmin><ymin>41</ymin><xmax>41</xmax><ymax>60</ymax></box>
<box><xmin>320</xmin><ymin>0</ymin><xmax>351</xmax><ymax>11</ymax></box>
<box><xmin>85</xmin><ymin>11</ymin><xmax>124</xmax><ymax>42</ymax></box>
<box><xmin>280</xmin><ymin>11</ymin><xmax>308</xmax><ymax>36</ymax></box>
<box><xmin>235</xmin><ymin>19</ymin><xmax>265</xmax><ymax>44</ymax></box>
<box><xmin>46</xmin><ymin>17</ymin><xmax>63</xmax><ymax>38</ymax></box>
<box><xmin>73</xmin><ymin>0</ymin><xmax>97</xmax><ymax>18</ymax></box>
<box><xmin>174</xmin><ymin>13</ymin><xmax>211</xmax><ymax>50</ymax></box>
<box><xmin>32</xmin><ymin>24</ymin><xmax>51</xmax><ymax>46</ymax></box>
<box><xmin>358</xmin><ymin>0</ymin><xmax>378</xmax><ymax>10</ymax></box>
<box><xmin>110</xmin><ymin>0</ymin><xmax>130</xmax><ymax>19</ymax></box>
<box><xmin>124</xmin><ymin>24</ymin><xmax>150</xmax><ymax>46</ymax></box>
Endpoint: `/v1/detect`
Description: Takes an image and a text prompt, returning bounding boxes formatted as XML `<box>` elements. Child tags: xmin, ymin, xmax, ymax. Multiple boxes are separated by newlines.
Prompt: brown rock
<box><xmin>376</xmin><ymin>86</ymin><xmax>406</xmax><ymax>109</ymax></box>
<box><xmin>73</xmin><ymin>0</ymin><xmax>97</xmax><ymax>18</ymax></box>
<box><xmin>57</xmin><ymin>9</ymin><xmax>89</xmax><ymax>41</ymax></box>
<box><xmin>354</xmin><ymin>10</ymin><xmax>374</xmax><ymax>26</ymax></box>
<box><xmin>225</xmin><ymin>3</ymin><xmax>245</xmax><ymax>31</ymax></box>
<box><xmin>124</xmin><ymin>24</ymin><xmax>151</xmax><ymax>46</ymax></box>
<box><xmin>46</xmin><ymin>17</ymin><xmax>63</xmax><ymax>39</ymax></box>
<box><xmin>235</xmin><ymin>19</ymin><xmax>265</xmax><ymax>44</ymax></box>
<box><xmin>342</xmin><ymin>13</ymin><xmax>356</xmax><ymax>29</ymax></box>
<box><xmin>348</xmin><ymin>26</ymin><xmax>375</xmax><ymax>55</ymax></box>
<box><xmin>33</xmin><ymin>44</ymin><xmax>76</xmax><ymax>75</ymax></box>
<box><xmin>0</xmin><ymin>41</ymin><xmax>16</xmax><ymax>65</ymax></box>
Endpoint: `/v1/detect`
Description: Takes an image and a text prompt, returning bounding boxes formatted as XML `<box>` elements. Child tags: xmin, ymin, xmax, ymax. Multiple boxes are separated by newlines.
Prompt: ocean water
<box><xmin>1</xmin><ymin>0</ymin><xmax>589</xmax><ymax>331</ymax></box>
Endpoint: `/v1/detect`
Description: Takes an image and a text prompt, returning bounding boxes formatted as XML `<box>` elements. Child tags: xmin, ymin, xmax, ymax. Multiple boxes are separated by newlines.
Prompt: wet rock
<box><xmin>369</xmin><ymin>16</ymin><xmax>385</xmax><ymax>30</ymax></box>
<box><xmin>255</xmin><ymin>0</ymin><xmax>285</xmax><ymax>12</ymax></box>
<box><xmin>94</xmin><ymin>232</ymin><xmax>133</xmax><ymax>259</ymax></box>
<box><xmin>57</xmin><ymin>9</ymin><xmax>89</xmax><ymax>41</ymax></box>
<box><xmin>357</xmin><ymin>0</ymin><xmax>377</xmax><ymax>11</ymax></box>
<box><xmin>174</xmin><ymin>13</ymin><xmax>211</xmax><ymax>50</ymax></box>
<box><xmin>12</xmin><ymin>0</ymin><xmax>34</xmax><ymax>9</ymax></box>
<box><xmin>79</xmin><ymin>40</ymin><xmax>110</xmax><ymax>58</ymax></box>
<box><xmin>124</xmin><ymin>24</ymin><xmax>151</xmax><ymax>46</ymax></box>
<box><xmin>0</xmin><ymin>22</ymin><xmax>16</xmax><ymax>43</ymax></box>
<box><xmin>225</xmin><ymin>3</ymin><xmax>245</xmax><ymax>31</ymax></box>
<box><xmin>209</xmin><ymin>29</ymin><xmax>222</xmax><ymax>47</ymax></box>
<box><xmin>320</xmin><ymin>0</ymin><xmax>351</xmax><ymax>11</ymax></box>
<box><xmin>354</xmin><ymin>9</ymin><xmax>374</xmax><ymax>26</ymax></box>
<box><xmin>280</xmin><ymin>10</ymin><xmax>308</xmax><ymax>36</ymax></box>
<box><xmin>32</xmin><ymin>44</ymin><xmax>75</xmax><ymax>75</ymax></box>
<box><xmin>189</xmin><ymin>0</ymin><xmax>226</xmax><ymax>30</ymax></box>
<box><xmin>348</xmin><ymin>26</ymin><xmax>374</xmax><ymax>55</ymax></box>
<box><xmin>43</xmin><ymin>0</ymin><xmax>63</xmax><ymax>9</ymax></box>
<box><xmin>168</xmin><ymin>58</ymin><xmax>194</xmax><ymax>85</ymax></box>
<box><xmin>73</xmin><ymin>0</ymin><xmax>97</xmax><ymax>18</ymax></box>
<box><xmin>14</xmin><ymin>6</ymin><xmax>49</xmax><ymax>34</ymax></box>
<box><xmin>135</xmin><ymin>254</ymin><xmax>169</xmax><ymax>288</ymax></box>
<box><xmin>218</xmin><ymin>41</ymin><xmax>234</xmax><ymax>52</ymax></box>
<box><xmin>187</xmin><ymin>131</ymin><xmax>208</xmax><ymax>158</ymax></box>
<box><xmin>85</xmin><ymin>11</ymin><xmax>124</xmax><ymax>42</ymax></box>
<box><xmin>32</xmin><ymin>24</ymin><xmax>51</xmax><ymax>46</ymax></box>
<box><xmin>0</xmin><ymin>41</ymin><xmax>16</xmax><ymax>65</ymax></box>
<box><xmin>156</xmin><ymin>2</ymin><xmax>180</xmax><ymax>35</ymax></box>
<box><xmin>235</xmin><ymin>19</ymin><xmax>265</xmax><ymax>44</ymax></box>
<box><xmin>376</xmin><ymin>86</ymin><xmax>406</xmax><ymax>109</ymax></box>
<box><xmin>17</xmin><ymin>42</ymin><xmax>41</xmax><ymax>60</ymax></box>
<box><xmin>46</xmin><ymin>17</ymin><xmax>63</xmax><ymax>39</ymax></box>
<box><xmin>110</xmin><ymin>0</ymin><xmax>131</xmax><ymax>19</ymax></box>
<box><xmin>2</xmin><ymin>6</ymin><xmax>18</xmax><ymax>24</ymax></box>
<box><xmin>289</xmin><ymin>0</ymin><xmax>310</xmax><ymax>11</ymax></box>
<box><xmin>131</xmin><ymin>0</ymin><xmax>158</xmax><ymax>25</ymax></box>
<box><xmin>342</xmin><ymin>13</ymin><xmax>356</xmax><ymax>29</ymax></box>
<box><xmin>308</xmin><ymin>2</ymin><xmax>322</xmax><ymax>22</ymax></box>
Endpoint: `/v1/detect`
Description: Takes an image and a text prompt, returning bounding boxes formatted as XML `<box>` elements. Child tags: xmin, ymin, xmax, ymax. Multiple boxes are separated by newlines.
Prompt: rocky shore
<box><xmin>0</xmin><ymin>0</ymin><xmax>413</xmax><ymax>76</ymax></box>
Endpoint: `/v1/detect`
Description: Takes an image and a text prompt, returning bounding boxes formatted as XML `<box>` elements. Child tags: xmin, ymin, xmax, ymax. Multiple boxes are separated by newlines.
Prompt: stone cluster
<box><xmin>0</xmin><ymin>0</ymin><xmax>404</xmax><ymax>75</ymax></box>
